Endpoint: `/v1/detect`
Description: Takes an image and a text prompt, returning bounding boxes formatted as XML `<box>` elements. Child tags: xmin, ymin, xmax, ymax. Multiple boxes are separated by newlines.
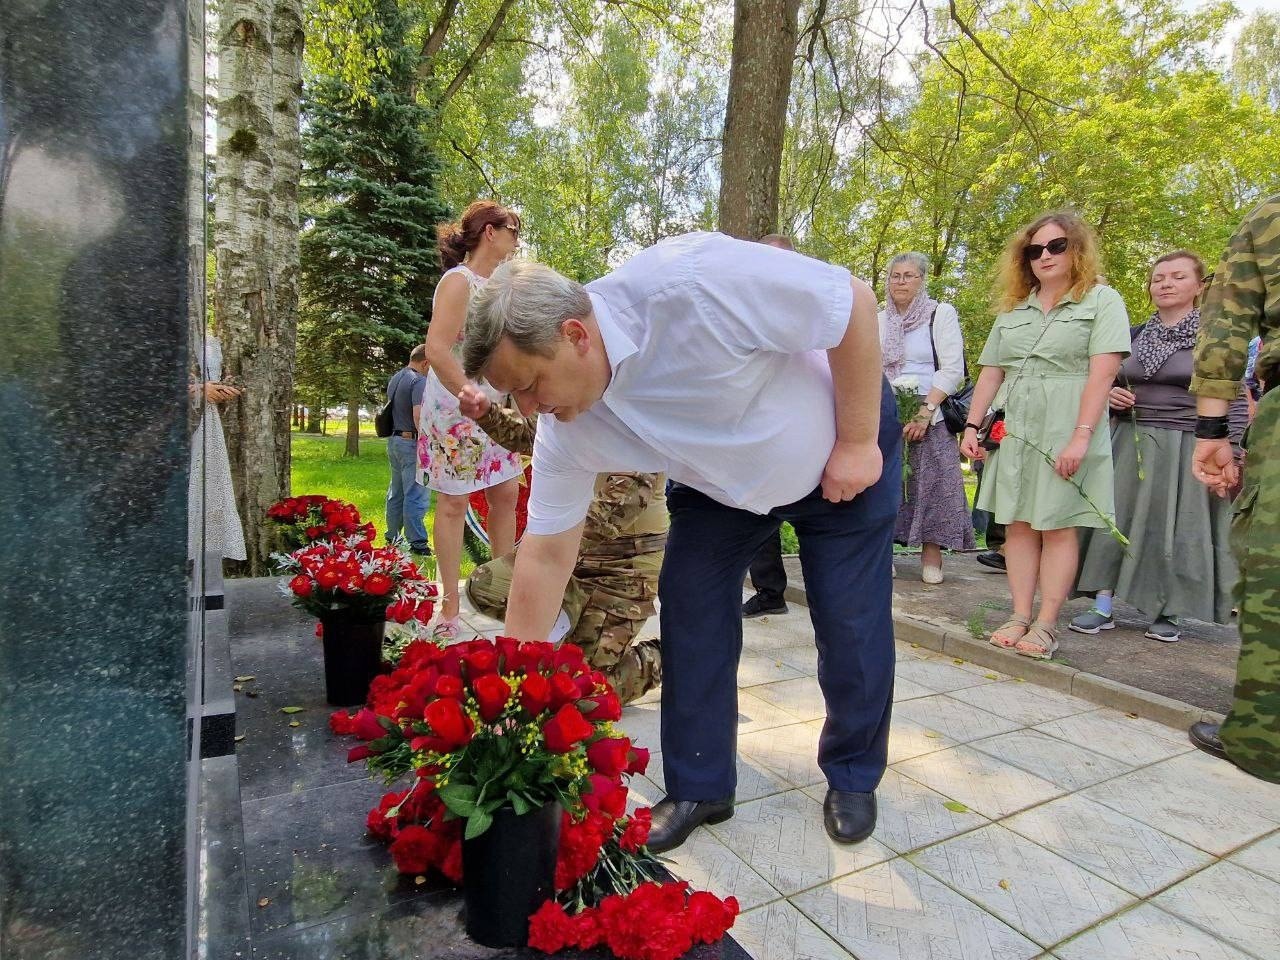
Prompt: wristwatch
<box><xmin>924</xmin><ymin>402</ymin><xmax>938</xmax><ymax>413</ymax></box>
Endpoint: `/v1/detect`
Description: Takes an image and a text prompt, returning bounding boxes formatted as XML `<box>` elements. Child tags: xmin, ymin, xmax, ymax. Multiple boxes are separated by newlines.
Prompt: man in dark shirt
<box><xmin>385</xmin><ymin>344</ymin><xmax>431</xmax><ymax>556</ymax></box>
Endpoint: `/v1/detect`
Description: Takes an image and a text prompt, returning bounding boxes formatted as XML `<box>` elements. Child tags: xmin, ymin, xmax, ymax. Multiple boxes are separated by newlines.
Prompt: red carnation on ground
<box><xmin>366</xmin><ymin>790</ymin><xmax>406</xmax><ymax>842</ymax></box>
<box><xmin>554</xmin><ymin>809</ymin><xmax>612</xmax><ymax>890</ymax></box>
<box><xmin>389</xmin><ymin>824</ymin><xmax>445</xmax><ymax>875</ymax></box>
<box><xmin>328</xmin><ymin>710</ymin><xmax>357</xmax><ymax>736</ymax></box>
<box><xmin>686</xmin><ymin>891</ymin><xmax>740</xmax><ymax>944</ymax></box>
<box><xmin>618</xmin><ymin>809</ymin><xmax>651</xmax><ymax>853</ymax></box>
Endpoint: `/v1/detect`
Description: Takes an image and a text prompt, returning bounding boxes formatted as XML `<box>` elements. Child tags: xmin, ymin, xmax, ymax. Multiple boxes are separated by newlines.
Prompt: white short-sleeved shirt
<box><xmin>526</xmin><ymin>232</ymin><xmax>855</xmax><ymax>535</ymax></box>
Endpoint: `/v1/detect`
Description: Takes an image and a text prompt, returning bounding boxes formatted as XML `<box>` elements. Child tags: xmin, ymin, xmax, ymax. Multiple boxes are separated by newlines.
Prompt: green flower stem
<box><xmin>1004</xmin><ymin>431</ymin><xmax>1131</xmax><ymax>551</ymax></box>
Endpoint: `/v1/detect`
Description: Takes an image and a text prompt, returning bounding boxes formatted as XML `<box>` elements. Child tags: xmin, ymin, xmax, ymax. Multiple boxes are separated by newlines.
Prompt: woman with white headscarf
<box><xmin>879</xmin><ymin>252</ymin><xmax>974</xmax><ymax>583</ymax></box>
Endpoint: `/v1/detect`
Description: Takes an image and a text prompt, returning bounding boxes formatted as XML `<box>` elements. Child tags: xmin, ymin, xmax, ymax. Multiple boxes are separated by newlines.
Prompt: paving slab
<box><xmin>774</xmin><ymin>552</ymin><xmax>1239</xmax><ymax>715</ymax></box>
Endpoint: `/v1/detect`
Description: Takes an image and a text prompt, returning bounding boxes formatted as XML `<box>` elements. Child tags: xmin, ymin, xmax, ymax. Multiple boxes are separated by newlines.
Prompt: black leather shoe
<box><xmin>743</xmin><ymin>594</ymin><xmax>787</xmax><ymax>618</ymax></box>
<box><xmin>409</xmin><ymin>545</ymin><xmax>433</xmax><ymax>558</ymax></box>
<box><xmin>823</xmin><ymin>789</ymin><xmax>877</xmax><ymax>843</ymax></box>
<box><xmin>975</xmin><ymin>551</ymin><xmax>1006</xmax><ymax>572</ymax></box>
<box><xmin>1189</xmin><ymin>721</ymin><xmax>1227</xmax><ymax>760</ymax></box>
<box><xmin>646</xmin><ymin>796</ymin><xmax>734</xmax><ymax>854</ymax></box>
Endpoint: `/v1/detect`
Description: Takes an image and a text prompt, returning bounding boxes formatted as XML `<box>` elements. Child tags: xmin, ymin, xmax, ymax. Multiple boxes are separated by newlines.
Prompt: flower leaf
<box><xmin>280</xmin><ymin>706</ymin><xmax>304</xmax><ymax>714</ymax></box>
<box><xmin>943</xmin><ymin>800</ymin><xmax>969</xmax><ymax>813</ymax></box>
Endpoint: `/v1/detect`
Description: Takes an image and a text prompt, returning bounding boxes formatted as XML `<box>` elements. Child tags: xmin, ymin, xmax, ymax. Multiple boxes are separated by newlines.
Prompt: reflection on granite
<box><xmin>199</xmin><ymin>755</ymin><xmax>253</xmax><ymax>960</ymax></box>
<box><xmin>0</xmin><ymin>0</ymin><xmax>195</xmax><ymax>952</ymax></box>
<box><xmin>228</xmin><ymin>580</ymin><xmax>374</xmax><ymax>801</ymax></box>
<box><xmin>221</xmin><ymin>578</ymin><xmax>748</xmax><ymax>959</ymax></box>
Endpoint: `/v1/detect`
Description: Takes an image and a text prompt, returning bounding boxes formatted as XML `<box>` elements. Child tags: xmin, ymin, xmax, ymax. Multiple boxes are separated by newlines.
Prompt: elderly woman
<box><xmin>961</xmin><ymin>211</ymin><xmax>1130</xmax><ymax>658</ymax></box>
<box><xmin>879</xmin><ymin>252</ymin><xmax>974</xmax><ymax>582</ymax></box>
<box><xmin>1072</xmin><ymin>251</ymin><xmax>1244</xmax><ymax>642</ymax></box>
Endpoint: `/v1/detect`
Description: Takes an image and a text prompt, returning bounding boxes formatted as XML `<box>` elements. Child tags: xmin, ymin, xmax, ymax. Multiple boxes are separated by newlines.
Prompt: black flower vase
<box><xmin>462</xmin><ymin>800</ymin><xmax>562</xmax><ymax>948</ymax></box>
<box><xmin>318</xmin><ymin>608</ymin><xmax>385</xmax><ymax>706</ymax></box>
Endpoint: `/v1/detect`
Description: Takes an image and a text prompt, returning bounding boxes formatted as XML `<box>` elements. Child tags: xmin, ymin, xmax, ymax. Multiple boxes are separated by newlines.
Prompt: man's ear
<box><xmin>561</xmin><ymin>318</ymin><xmax>589</xmax><ymax>351</ymax></box>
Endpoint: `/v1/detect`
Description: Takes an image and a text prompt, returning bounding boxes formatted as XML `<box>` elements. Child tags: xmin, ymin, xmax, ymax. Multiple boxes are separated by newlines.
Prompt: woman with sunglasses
<box><xmin>960</xmin><ymin>211</ymin><xmax>1130</xmax><ymax>658</ymax></box>
<box><xmin>879</xmin><ymin>252</ymin><xmax>974</xmax><ymax>583</ymax></box>
<box><xmin>1072</xmin><ymin>251</ymin><xmax>1245</xmax><ymax>642</ymax></box>
<box><xmin>419</xmin><ymin>200</ymin><xmax>525</xmax><ymax>640</ymax></box>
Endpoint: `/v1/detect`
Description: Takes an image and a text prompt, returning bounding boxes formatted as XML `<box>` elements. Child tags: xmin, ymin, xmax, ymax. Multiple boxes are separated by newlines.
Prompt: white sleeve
<box><xmin>693</xmin><ymin>234</ymin><xmax>854</xmax><ymax>354</ymax></box>
<box><xmin>524</xmin><ymin>425</ymin><xmax>596</xmax><ymax>536</ymax></box>
<box><xmin>930</xmin><ymin>303</ymin><xmax>966</xmax><ymax>397</ymax></box>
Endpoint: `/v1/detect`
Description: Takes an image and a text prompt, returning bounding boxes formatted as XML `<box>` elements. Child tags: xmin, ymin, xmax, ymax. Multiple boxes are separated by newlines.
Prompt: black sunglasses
<box><xmin>1025</xmin><ymin>236</ymin><xmax>1069</xmax><ymax>260</ymax></box>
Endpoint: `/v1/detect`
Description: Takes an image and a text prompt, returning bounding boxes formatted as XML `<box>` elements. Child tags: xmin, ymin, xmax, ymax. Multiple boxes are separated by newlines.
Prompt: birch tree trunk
<box><xmin>717</xmin><ymin>0</ymin><xmax>800</xmax><ymax>239</ymax></box>
<box><xmin>214</xmin><ymin>0</ymin><xmax>303</xmax><ymax>574</ymax></box>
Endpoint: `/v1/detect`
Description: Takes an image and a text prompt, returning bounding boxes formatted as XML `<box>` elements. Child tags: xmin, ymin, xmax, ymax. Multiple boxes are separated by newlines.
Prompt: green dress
<box><xmin>975</xmin><ymin>285</ymin><xmax>1131</xmax><ymax>530</ymax></box>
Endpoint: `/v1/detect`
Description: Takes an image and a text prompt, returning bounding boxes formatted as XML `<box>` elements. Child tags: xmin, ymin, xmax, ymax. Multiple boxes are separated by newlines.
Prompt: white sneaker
<box><xmin>922</xmin><ymin>566</ymin><xmax>943</xmax><ymax>585</ymax></box>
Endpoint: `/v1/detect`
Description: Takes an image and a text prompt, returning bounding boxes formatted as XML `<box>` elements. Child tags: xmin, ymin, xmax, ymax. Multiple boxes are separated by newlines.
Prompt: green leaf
<box><xmin>465</xmin><ymin>808</ymin><xmax>494</xmax><ymax>840</ymax></box>
<box><xmin>280</xmin><ymin>706</ymin><xmax>304</xmax><ymax>714</ymax></box>
<box><xmin>943</xmin><ymin>801</ymin><xmax>970</xmax><ymax>813</ymax></box>
<box><xmin>439</xmin><ymin>782</ymin><xmax>480</xmax><ymax>817</ymax></box>
<box><xmin>509</xmin><ymin>792</ymin><xmax>533</xmax><ymax>816</ymax></box>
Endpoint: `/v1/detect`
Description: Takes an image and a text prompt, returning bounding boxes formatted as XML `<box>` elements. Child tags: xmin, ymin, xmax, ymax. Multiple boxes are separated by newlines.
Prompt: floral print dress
<box><xmin>417</xmin><ymin>265</ymin><xmax>523</xmax><ymax>494</ymax></box>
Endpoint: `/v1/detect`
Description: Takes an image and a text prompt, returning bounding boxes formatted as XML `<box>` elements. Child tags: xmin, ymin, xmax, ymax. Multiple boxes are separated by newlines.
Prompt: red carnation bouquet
<box><xmin>272</xmin><ymin>535</ymin><xmax>437</xmax><ymax>623</ymax></box>
<box><xmin>267</xmin><ymin>494</ymin><xmax>376</xmax><ymax>550</ymax></box>
<box><xmin>331</xmin><ymin>636</ymin><xmax>739</xmax><ymax>960</ymax></box>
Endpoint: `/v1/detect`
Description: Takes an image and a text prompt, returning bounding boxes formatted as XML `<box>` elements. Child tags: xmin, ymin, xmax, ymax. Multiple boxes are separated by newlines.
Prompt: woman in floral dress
<box><xmin>420</xmin><ymin>201</ymin><xmax>524</xmax><ymax>638</ymax></box>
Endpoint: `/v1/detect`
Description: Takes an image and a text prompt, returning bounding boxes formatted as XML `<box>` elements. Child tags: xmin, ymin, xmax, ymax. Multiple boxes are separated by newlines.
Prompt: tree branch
<box><xmin>415</xmin><ymin>0</ymin><xmax>461</xmax><ymax>95</ymax></box>
<box><xmin>449</xmin><ymin>138</ymin><xmax>499</xmax><ymax>196</ymax></box>
<box><xmin>436</xmin><ymin>0</ymin><xmax>519</xmax><ymax>107</ymax></box>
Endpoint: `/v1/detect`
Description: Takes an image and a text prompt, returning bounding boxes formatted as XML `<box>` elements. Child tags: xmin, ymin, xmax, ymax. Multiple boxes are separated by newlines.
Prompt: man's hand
<box><xmin>1192</xmin><ymin>438</ymin><xmax>1238</xmax><ymax>498</ymax></box>
<box><xmin>457</xmin><ymin>382</ymin><xmax>491</xmax><ymax>420</ymax></box>
<box><xmin>821</xmin><ymin>440</ymin><xmax>882</xmax><ymax>502</ymax></box>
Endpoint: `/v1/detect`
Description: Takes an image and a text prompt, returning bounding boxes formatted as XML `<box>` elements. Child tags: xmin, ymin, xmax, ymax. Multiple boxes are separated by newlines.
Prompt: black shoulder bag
<box><xmin>374</xmin><ymin>369</ymin><xmax>402</xmax><ymax>438</ymax></box>
<box><xmin>928</xmin><ymin>306</ymin><xmax>974</xmax><ymax>435</ymax></box>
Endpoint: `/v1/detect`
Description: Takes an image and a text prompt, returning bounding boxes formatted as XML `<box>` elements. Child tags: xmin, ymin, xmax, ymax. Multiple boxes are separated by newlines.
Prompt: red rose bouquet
<box><xmin>266</xmin><ymin>494</ymin><xmax>376</xmax><ymax>550</ymax></box>
<box><xmin>272</xmin><ymin>536</ymin><xmax>437</xmax><ymax>622</ymax></box>
<box><xmin>331</xmin><ymin>636</ymin><xmax>739</xmax><ymax>960</ymax></box>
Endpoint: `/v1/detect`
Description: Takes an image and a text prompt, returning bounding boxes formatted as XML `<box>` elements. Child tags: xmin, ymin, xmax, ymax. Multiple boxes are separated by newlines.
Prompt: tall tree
<box><xmin>718</xmin><ymin>0</ymin><xmax>801</xmax><ymax>238</ymax></box>
<box><xmin>215</xmin><ymin>0</ymin><xmax>305</xmax><ymax>573</ymax></box>
<box><xmin>298</xmin><ymin>0</ymin><xmax>449</xmax><ymax>456</ymax></box>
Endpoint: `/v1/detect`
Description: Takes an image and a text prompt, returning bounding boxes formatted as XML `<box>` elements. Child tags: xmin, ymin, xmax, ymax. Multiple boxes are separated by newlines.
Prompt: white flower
<box><xmin>890</xmin><ymin>375</ymin><xmax>920</xmax><ymax>393</ymax></box>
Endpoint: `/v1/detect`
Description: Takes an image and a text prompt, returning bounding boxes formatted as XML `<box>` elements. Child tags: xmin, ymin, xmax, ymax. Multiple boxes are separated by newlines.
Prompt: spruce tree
<box><xmin>299</xmin><ymin>0</ymin><xmax>449</xmax><ymax>455</ymax></box>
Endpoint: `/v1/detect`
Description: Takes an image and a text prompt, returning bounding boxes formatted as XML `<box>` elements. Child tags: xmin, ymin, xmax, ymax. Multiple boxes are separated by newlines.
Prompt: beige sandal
<box><xmin>1014</xmin><ymin>622</ymin><xmax>1059</xmax><ymax>660</ymax></box>
<box><xmin>990</xmin><ymin>615</ymin><xmax>1032</xmax><ymax>649</ymax></box>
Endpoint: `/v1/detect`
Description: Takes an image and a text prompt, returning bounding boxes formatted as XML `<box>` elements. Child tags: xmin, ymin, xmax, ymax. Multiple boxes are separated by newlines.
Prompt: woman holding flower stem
<box><xmin>879</xmin><ymin>252</ymin><xmax>974</xmax><ymax>583</ymax></box>
<box><xmin>1072</xmin><ymin>251</ymin><xmax>1246</xmax><ymax>642</ymax></box>
<box><xmin>960</xmin><ymin>211</ymin><xmax>1130</xmax><ymax>659</ymax></box>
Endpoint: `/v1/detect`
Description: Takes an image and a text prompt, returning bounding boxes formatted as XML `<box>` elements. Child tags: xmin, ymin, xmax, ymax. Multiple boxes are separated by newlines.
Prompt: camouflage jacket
<box><xmin>477</xmin><ymin>405</ymin><xmax>667</xmax><ymax>556</ymax></box>
<box><xmin>1192</xmin><ymin>194</ymin><xmax>1280</xmax><ymax>400</ymax></box>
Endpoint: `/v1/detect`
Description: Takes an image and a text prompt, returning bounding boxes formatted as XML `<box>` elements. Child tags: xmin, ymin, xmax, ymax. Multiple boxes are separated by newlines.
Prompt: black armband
<box><xmin>1194</xmin><ymin>416</ymin><xmax>1230</xmax><ymax>440</ymax></box>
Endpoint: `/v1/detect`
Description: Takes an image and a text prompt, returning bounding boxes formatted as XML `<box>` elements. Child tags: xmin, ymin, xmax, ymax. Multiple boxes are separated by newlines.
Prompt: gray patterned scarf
<box><xmin>1132</xmin><ymin>308</ymin><xmax>1200</xmax><ymax>379</ymax></box>
<box><xmin>882</xmin><ymin>288</ymin><xmax>938</xmax><ymax>381</ymax></box>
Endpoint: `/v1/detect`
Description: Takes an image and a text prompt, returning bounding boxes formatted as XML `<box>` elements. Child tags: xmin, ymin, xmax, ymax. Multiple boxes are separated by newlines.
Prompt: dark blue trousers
<box><xmin>657</xmin><ymin>378</ymin><xmax>901</xmax><ymax>799</ymax></box>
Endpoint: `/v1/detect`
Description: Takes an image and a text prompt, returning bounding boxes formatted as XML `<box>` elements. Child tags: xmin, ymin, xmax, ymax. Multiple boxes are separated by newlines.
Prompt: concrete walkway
<box><xmin>775</xmin><ymin>552</ymin><xmax>1240</xmax><ymax>717</ymax></box>
<box><xmin>456</xmin><ymin>597</ymin><xmax>1280</xmax><ymax>960</ymax></box>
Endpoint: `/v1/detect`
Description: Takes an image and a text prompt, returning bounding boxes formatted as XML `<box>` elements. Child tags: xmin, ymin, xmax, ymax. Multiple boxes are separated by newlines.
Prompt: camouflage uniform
<box><xmin>464</xmin><ymin>405</ymin><xmax>665</xmax><ymax>704</ymax></box>
<box><xmin>1191</xmin><ymin>193</ymin><xmax>1280</xmax><ymax>783</ymax></box>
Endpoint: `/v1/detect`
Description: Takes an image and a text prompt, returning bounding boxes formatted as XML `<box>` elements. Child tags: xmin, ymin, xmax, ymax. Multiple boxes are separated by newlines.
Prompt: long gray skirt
<box><xmin>1076</xmin><ymin>421</ymin><xmax>1237</xmax><ymax>623</ymax></box>
<box><xmin>895</xmin><ymin>420</ymin><xmax>976</xmax><ymax>551</ymax></box>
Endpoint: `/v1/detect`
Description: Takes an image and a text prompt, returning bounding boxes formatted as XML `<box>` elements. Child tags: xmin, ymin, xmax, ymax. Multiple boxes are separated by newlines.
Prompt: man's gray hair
<box><xmin>463</xmin><ymin>259</ymin><xmax>592</xmax><ymax>379</ymax></box>
<box><xmin>886</xmin><ymin>251</ymin><xmax>930</xmax><ymax>281</ymax></box>
<box><xmin>409</xmin><ymin>343</ymin><xmax>427</xmax><ymax>363</ymax></box>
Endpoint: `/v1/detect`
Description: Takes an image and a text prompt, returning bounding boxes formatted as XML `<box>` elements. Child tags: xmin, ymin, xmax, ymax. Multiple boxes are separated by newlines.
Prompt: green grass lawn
<box><xmin>291</xmin><ymin>429</ymin><xmax>477</xmax><ymax>575</ymax></box>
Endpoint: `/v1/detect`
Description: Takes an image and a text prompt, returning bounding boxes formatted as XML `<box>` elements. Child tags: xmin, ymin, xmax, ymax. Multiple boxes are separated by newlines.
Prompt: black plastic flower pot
<box><xmin>462</xmin><ymin>800</ymin><xmax>562</xmax><ymax>948</ymax></box>
<box><xmin>319</xmin><ymin>609</ymin><xmax>385</xmax><ymax>706</ymax></box>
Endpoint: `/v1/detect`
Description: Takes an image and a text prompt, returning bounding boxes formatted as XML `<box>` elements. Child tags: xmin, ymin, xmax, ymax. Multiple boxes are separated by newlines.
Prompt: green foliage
<box><xmin>784</xmin><ymin>0</ymin><xmax>1280</xmax><ymax>364</ymax></box>
<box><xmin>298</xmin><ymin>0</ymin><xmax>450</xmax><ymax>441</ymax></box>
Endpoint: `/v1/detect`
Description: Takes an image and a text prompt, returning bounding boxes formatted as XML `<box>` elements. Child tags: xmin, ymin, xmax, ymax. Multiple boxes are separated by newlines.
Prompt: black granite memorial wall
<box><xmin>0</xmin><ymin>0</ymin><xmax>199</xmax><ymax>956</ymax></box>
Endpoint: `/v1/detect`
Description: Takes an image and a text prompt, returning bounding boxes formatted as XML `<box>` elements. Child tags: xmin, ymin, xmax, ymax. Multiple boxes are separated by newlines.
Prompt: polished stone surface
<box><xmin>0</xmin><ymin>0</ymin><xmax>196</xmax><ymax>954</ymax></box>
<box><xmin>220</xmin><ymin>579</ymin><xmax>750</xmax><ymax>959</ymax></box>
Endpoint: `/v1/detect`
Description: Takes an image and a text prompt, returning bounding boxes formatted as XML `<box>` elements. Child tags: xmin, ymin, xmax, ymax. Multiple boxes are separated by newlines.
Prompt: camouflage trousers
<box><xmin>1221</xmin><ymin>389</ymin><xmax>1280</xmax><ymax>783</ymax></box>
<box><xmin>465</xmin><ymin>551</ymin><xmax>663</xmax><ymax>705</ymax></box>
